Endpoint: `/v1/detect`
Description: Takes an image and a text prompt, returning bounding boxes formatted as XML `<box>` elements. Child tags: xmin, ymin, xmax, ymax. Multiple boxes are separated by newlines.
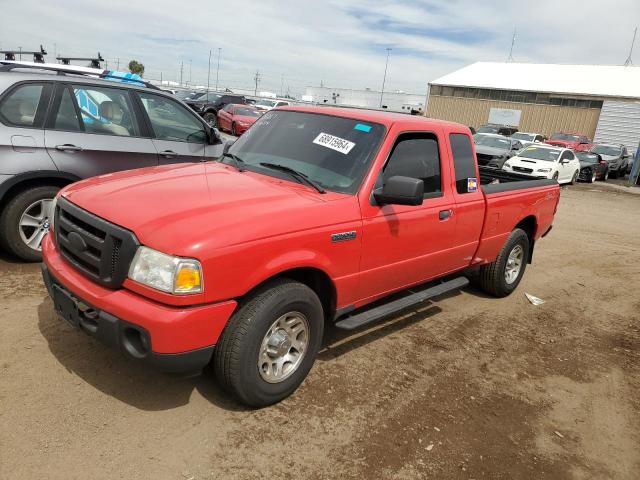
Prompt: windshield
<box><xmin>476</xmin><ymin>125</ymin><xmax>499</xmax><ymax>134</ymax></box>
<box><xmin>512</xmin><ymin>133</ymin><xmax>535</xmax><ymax>141</ymax></box>
<box><xmin>550</xmin><ymin>133</ymin><xmax>580</xmax><ymax>142</ymax></box>
<box><xmin>228</xmin><ymin>111</ymin><xmax>385</xmax><ymax>194</ymax></box>
<box><xmin>591</xmin><ymin>145</ymin><xmax>621</xmax><ymax>156</ymax></box>
<box><xmin>475</xmin><ymin>135</ymin><xmax>511</xmax><ymax>150</ymax></box>
<box><xmin>176</xmin><ymin>91</ymin><xmax>205</xmax><ymax>101</ymax></box>
<box><xmin>235</xmin><ymin>108</ymin><xmax>261</xmax><ymax>117</ymax></box>
<box><xmin>576</xmin><ymin>152</ymin><xmax>600</xmax><ymax>163</ymax></box>
<box><xmin>256</xmin><ymin>99</ymin><xmax>277</xmax><ymax>107</ymax></box>
<box><xmin>517</xmin><ymin>146</ymin><xmax>562</xmax><ymax>162</ymax></box>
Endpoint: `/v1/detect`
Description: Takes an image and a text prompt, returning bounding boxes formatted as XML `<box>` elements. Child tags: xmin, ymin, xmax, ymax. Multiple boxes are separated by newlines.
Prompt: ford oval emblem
<box><xmin>67</xmin><ymin>231</ymin><xmax>87</xmax><ymax>252</ymax></box>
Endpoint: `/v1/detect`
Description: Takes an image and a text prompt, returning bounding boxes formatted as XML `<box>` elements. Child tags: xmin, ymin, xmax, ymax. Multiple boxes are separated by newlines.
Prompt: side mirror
<box><xmin>373</xmin><ymin>176</ymin><xmax>424</xmax><ymax>206</ymax></box>
<box><xmin>223</xmin><ymin>139</ymin><xmax>235</xmax><ymax>154</ymax></box>
<box><xmin>207</xmin><ymin>126</ymin><xmax>223</xmax><ymax>145</ymax></box>
<box><xmin>560</xmin><ymin>159</ymin><xmax>569</xmax><ymax>164</ymax></box>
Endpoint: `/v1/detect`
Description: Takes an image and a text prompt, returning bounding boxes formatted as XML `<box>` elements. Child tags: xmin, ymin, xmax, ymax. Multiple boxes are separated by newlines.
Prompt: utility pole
<box><xmin>624</xmin><ymin>26</ymin><xmax>637</xmax><ymax>66</ymax></box>
<box><xmin>180</xmin><ymin>61</ymin><xmax>184</xmax><ymax>86</ymax></box>
<box><xmin>281</xmin><ymin>75</ymin><xmax>284</xmax><ymax>97</ymax></box>
<box><xmin>160</xmin><ymin>71</ymin><xmax>163</xmax><ymax>84</ymax></box>
<box><xmin>189</xmin><ymin>59</ymin><xmax>192</xmax><ymax>86</ymax></box>
<box><xmin>215</xmin><ymin>48</ymin><xmax>221</xmax><ymax>91</ymax></box>
<box><xmin>207</xmin><ymin>49</ymin><xmax>212</xmax><ymax>93</ymax></box>
<box><xmin>254</xmin><ymin>70</ymin><xmax>261</xmax><ymax>96</ymax></box>
<box><xmin>116</xmin><ymin>58</ymin><xmax>120</xmax><ymax>70</ymax></box>
<box><xmin>379</xmin><ymin>48</ymin><xmax>391</xmax><ymax>108</ymax></box>
<box><xmin>508</xmin><ymin>28</ymin><xmax>516</xmax><ymax>62</ymax></box>
<box><xmin>54</xmin><ymin>43</ymin><xmax>57</xmax><ymax>62</ymax></box>
<box><xmin>18</xmin><ymin>46</ymin><xmax>22</xmax><ymax>61</ymax></box>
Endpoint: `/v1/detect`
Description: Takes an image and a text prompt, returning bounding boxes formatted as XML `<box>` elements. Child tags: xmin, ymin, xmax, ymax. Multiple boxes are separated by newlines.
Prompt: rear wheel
<box><xmin>0</xmin><ymin>186</ymin><xmax>59</xmax><ymax>261</ymax></box>
<box><xmin>213</xmin><ymin>278</ymin><xmax>324</xmax><ymax>407</ymax></box>
<box><xmin>477</xmin><ymin>228</ymin><xmax>529</xmax><ymax>298</ymax></box>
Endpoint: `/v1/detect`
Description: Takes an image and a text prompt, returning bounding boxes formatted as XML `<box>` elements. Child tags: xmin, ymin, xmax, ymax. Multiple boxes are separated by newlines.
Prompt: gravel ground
<box><xmin>1</xmin><ymin>182</ymin><xmax>639</xmax><ymax>479</ymax></box>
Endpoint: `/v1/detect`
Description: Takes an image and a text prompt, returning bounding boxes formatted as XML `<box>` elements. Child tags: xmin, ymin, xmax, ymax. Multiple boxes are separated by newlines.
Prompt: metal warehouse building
<box><xmin>426</xmin><ymin>62</ymin><xmax>640</xmax><ymax>149</ymax></box>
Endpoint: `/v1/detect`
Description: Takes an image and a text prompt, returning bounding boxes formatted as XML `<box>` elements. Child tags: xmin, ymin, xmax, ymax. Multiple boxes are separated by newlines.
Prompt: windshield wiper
<box><xmin>259</xmin><ymin>162</ymin><xmax>326</xmax><ymax>194</ymax></box>
<box><xmin>220</xmin><ymin>152</ymin><xmax>247</xmax><ymax>172</ymax></box>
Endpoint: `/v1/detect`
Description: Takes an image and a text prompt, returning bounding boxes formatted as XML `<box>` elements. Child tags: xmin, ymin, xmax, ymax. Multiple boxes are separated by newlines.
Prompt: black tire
<box><xmin>477</xmin><ymin>228</ymin><xmax>530</xmax><ymax>298</ymax></box>
<box><xmin>610</xmin><ymin>170</ymin><xmax>618</xmax><ymax>179</ymax></box>
<box><xmin>570</xmin><ymin>170</ymin><xmax>579</xmax><ymax>185</ymax></box>
<box><xmin>203</xmin><ymin>111</ymin><xmax>217</xmax><ymax>127</ymax></box>
<box><xmin>0</xmin><ymin>185</ymin><xmax>59</xmax><ymax>261</ymax></box>
<box><xmin>601</xmin><ymin>170</ymin><xmax>609</xmax><ymax>182</ymax></box>
<box><xmin>213</xmin><ymin>278</ymin><xmax>324</xmax><ymax>407</ymax></box>
<box><xmin>589</xmin><ymin>171</ymin><xmax>597</xmax><ymax>183</ymax></box>
<box><xmin>552</xmin><ymin>172</ymin><xmax>559</xmax><ymax>181</ymax></box>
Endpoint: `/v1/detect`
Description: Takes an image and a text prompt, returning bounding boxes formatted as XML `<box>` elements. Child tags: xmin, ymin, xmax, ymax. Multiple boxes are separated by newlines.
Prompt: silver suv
<box><xmin>0</xmin><ymin>64</ymin><xmax>223</xmax><ymax>260</ymax></box>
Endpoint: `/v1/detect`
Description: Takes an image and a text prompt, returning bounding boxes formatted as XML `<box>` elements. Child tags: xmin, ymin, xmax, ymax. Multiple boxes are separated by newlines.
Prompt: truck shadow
<box><xmin>36</xmin><ymin>298</ymin><xmax>248</xmax><ymax>413</ymax></box>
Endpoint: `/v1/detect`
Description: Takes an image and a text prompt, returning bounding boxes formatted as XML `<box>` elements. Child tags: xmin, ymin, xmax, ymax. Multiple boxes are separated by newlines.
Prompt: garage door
<box><xmin>594</xmin><ymin>100</ymin><xmax>640</xmax><ymax>151</ymax></box>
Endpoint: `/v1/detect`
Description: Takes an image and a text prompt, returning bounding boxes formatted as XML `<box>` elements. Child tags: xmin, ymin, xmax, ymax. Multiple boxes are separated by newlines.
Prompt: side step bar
<box><xmin>334</xmin><ymin>276</ymin><xmax>469</xmax><ymax>331</ymax></box>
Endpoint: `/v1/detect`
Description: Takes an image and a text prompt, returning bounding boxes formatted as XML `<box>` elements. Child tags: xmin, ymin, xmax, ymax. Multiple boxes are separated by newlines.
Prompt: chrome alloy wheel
<box><xmin>258</xmin><ymin>311</ymin><xmax>309</xmax><ymax>384</ymax></box>
<box><xmin>19</xmin><ymin>198</ymin><xmax>54</xmax><ymax>251</ymax></box>
<box><xmin>505</xmin><ymin>244</ymin><xmax>525</xmax><ymax>285</ymax></box>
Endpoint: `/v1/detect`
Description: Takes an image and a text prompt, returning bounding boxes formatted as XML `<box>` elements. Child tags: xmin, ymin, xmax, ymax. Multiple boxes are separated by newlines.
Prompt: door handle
<box><xmin>55</xmin><ymin>144</ymin><xmax>83</xmax><ymax>152</ymax></box>
<box><xmin>439</xmin><ymin>209</ymin><xmax>453</xmax><ymax>220</ymax></box>
<box><xmin>159</xmin><ymin>150</ymin><xmax>178</xmax><ymax>159</ymax></box>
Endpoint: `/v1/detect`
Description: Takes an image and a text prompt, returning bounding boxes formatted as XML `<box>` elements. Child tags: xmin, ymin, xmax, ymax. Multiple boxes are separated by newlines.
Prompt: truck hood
<box><xmin>61</xmin><ymin>162</ymin><xmax>356</xmax><ymax>257</ymax></box>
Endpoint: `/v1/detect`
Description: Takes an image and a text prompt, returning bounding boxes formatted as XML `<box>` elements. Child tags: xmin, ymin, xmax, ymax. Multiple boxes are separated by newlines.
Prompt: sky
<box><xmin>2</xmin><ymin>0</ymin><xmax>639</xmax><ymax>96</ymax></box>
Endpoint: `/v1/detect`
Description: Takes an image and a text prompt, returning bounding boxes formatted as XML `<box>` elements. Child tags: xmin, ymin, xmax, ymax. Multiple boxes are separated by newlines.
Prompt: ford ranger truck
<box><xmin>41</xmin><ymin>106</ymin><xmax>560</xmax><ymax>407</ymax></box>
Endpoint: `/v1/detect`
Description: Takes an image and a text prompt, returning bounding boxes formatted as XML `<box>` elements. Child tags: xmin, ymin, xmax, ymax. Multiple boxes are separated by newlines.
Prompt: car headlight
<box><xmin>128</xmin><ymin>246</ymin><xmax>203</xmax><ymax>294</ymax></box>
<box><xmin>537</xmin><ymin>168</ymin><xmax>552</xmax><ymax>173</ymax></box>
<box><xmin>503</xmin><ymin>162</ymin><xmax>512</xmax><ymax>169</ymax></box>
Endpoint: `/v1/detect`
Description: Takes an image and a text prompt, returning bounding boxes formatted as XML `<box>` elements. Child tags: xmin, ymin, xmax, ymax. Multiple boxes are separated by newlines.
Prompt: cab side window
<box><xmin>71</xmin><ymin>85</ymin><xmax>140</xmax><ymax>137</ymax></box>
<box><xmin>0</xmin><ymin>83</ymin><xmax>45</xmax><ymax>128</ymax></box>
<box><xmin>449</xmin><ymin>133</ymin><xmax>477</xmax><ymax>194</ymax></box>
<box><xmin>139</xmin><ymin>92</ymin><xmax>206</xmax><ymax>143</ymax></box>
<box><xmin>383</xmin><ymin>133</ymin><xmax>441</xmax><ymax>196</ymax></box>
<box><xmin>560</xmin><ymin>151</ymin><xmax>575</xmax><ymax>161</ymax></box>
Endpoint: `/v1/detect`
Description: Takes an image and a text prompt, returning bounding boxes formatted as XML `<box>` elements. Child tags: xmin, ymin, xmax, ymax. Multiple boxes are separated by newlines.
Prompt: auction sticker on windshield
<box><xmin>313</xmin><ymin>133</ymin><xmax>356</xmax><ymax>155</ymax></box>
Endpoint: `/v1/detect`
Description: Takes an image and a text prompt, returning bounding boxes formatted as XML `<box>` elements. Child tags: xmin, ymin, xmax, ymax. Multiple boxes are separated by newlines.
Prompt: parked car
<box><xmin>476</xmin><ymin>124</ymin><xmax>518</xmax><ymax>136</ymax></box>
<box><xmin>510</xmin><ymin>132</ymin><xmax>547</xmax><ymax>148</ymax></box>
<box><xmin>576</xmin><ymin>151</ymin><xmax>609</xmax><ymax>182</ymax></box>
<box><xmin>41</xmin><ymin>106</ymin><xmax>560</xmax><ymax>407</ymax></box>
<box><xmin>0</xmin><ymin>64</ymin><xmax>223</xmax><ymax>261</ymax></box>
<box><xmin>216</xmin><ymin>104</ymin><xmax>262</xmax><ymax>136</ymax></box>
<box><xmin>503</xmin><ymin>144</ymin><xmax>581</xmax><ymax>184</ymax></box>
<box><xmin>184</xmin><ymin>93</ymin><xmax>247</xmax><ymax>126</ymax></box>
<box><xmin>545</xmin><ymin>132</ymin><xmax>593</xmax><ymax>151</ymax></box>
<box><xmin>590</xmin><ymin>143</ymin><xmax>630</xmax><ymax>178</ymax></box>
<box><xmin>473</xmin><ymin>133</ymin><xmax>523</xmax><ymax>169</ymax></box>
<box><xmin>253</xmin><ymin>98</ymin><xmax>291</xmax><ymax>112</ymax></box>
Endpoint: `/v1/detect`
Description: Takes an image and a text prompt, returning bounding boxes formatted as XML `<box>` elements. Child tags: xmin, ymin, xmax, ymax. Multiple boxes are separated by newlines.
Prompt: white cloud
<box><xmin>2</xmin><ymin>0</ymin><xmax>639</xmax><ymax>95</ymax></box>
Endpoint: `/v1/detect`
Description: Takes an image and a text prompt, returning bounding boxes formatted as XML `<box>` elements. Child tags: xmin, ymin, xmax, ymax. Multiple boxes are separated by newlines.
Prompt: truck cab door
<box><xmin>357</xmin><ymin>129</ymin><xmax>458</xmax><ymax>301</ymax></box>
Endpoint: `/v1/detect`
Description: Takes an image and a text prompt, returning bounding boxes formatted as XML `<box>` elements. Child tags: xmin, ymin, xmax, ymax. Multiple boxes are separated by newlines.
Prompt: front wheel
<box><xmin>589</xmin><ymin>171</ymin><xmax>597</xmax><ymax>183</ymax></box>
<box><xmin>213</xmin><ymin>278</ymin><xmax>324</xmax><ymax>407</ymax></box>
<box><xmin>552</xmin><ymin>171</ymin><xmax>559</xmax><ymax>181</ymax></box>
<box><xmin>477</xmin><ymin>228</ymin><xmax>530</xmax><ymax>297</ymax></box>
<box><xmin>0</xmin><ymin>186</ymin><xmax>59</xmax><ymax>261</ymax></box>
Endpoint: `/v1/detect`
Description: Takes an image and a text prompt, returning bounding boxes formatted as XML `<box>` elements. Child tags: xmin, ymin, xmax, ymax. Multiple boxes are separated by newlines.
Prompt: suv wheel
<box><xmin>203</xmin><ymin>111</ymin><xmax>217</xmax><ymax>127</ymax></box>
<box><xmin>214</xmin><ymin>278</ymin><xmax>324</xmax><ymax>407</ymax></box>
<box><xmin>0</xmin><ymin>186</ymin><xmax>59</xmax><ymax>261</ymax></box>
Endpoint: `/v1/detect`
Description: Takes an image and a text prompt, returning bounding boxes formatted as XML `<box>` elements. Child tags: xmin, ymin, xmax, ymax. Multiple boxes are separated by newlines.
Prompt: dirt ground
<box><xmin>1</xmin><ymin>182</ymin><xmax>639</xmax><ymax>479</ymax></box>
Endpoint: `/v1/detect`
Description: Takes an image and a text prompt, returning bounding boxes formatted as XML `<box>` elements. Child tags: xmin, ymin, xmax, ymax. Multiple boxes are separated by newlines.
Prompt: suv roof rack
<box><xmin>57</xmin><ymin>52</ymin><xmax>104</xmax><ymax>69</ymax></box>
<box><xmin>0</xmin><ymin>45</ymin><xmax>47</xmax><ymax>63</ymax></box>
<box><xmin>0</xmin><ymin>62</ymin><xmax>161</xmax><ymax>90</ymax></box>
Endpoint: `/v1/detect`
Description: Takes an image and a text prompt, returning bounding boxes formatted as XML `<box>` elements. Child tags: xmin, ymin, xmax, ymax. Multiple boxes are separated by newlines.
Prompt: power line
<box><xmin>379</xmin><ymin>47</ymin><xmax>391</xmax><ymax>108</ymax></box>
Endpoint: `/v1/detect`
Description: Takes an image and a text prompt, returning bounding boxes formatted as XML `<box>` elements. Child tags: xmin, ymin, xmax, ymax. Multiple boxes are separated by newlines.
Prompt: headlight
<box><xmin>537</xmin><ymin>168</ymin><xmax>552</xmax><ymax>173</ymax></box>
<box><xmin>503</xmin><ymin>162</ymin><xmax>512</xmax><ymax>169</ymax></box>
<box><xmin>128</xmin><ymin>246</ymin><xmax>203</xmax><ymax>294</ymax></box>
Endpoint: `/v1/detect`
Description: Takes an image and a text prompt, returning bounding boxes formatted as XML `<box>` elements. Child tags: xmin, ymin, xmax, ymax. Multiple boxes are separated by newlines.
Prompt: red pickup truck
<box><xmin>41</xmin><ymin>106</ymin><xmax>560</xmax><ymax>406</ymax></box>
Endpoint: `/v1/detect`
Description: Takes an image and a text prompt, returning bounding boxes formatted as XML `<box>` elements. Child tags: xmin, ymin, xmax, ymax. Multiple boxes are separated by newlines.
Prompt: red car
<box><xmin>545</xmin><ymin>132</ymin><xmax>593</xmax><ymax>151</ymax></box>
<box><xmin>41</xmin><ymin>106</ymin><xmax>560</xmax><ymax>406</ymax></box>
<box><xmin>216</xmin><ymin>104</ymin><xmax>261</xmax><ymax>135</ymax></box>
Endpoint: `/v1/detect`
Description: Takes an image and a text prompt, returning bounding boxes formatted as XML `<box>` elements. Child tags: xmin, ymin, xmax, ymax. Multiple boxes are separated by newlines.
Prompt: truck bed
<box><xmin>479</xmin><ymin>165</ymin><xmax>557</xmax><ymax>194</ymax></box>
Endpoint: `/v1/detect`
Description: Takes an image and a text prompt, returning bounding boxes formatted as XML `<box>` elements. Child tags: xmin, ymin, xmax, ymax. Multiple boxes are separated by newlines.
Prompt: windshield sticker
<box><xmin>354</xmin><ymin>123</ymin><xmax>372</xmax><ymax>133</ymax></box>
<box><xmin>467</xmin><ymin>177</ymin><xmax>478</xmax><ymax>192</ymax></box>
<box><xmin>313</xmin><ymin>133</ymin><xmax>356</xmax><ymax>155</ymax></box>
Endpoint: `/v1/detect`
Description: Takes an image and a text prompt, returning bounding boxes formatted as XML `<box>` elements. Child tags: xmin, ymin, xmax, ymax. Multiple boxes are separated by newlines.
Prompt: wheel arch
<box><xmin>514</xmin><ymin>215</ymin><xmax>537</xmax><ymax>263</ymax></box>
<box><xmin>0</xmin><ymin>171</ymin><xmax>79</xmax><ymax>211</ymax></box>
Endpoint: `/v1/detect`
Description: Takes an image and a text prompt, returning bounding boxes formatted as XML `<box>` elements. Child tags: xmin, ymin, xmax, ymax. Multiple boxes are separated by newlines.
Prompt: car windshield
<box><xmin>576</xmin><ymin>152</ymin><xmax>600</xmax><ymax>163</ymax></box>
<box><xmin>256</xmin><ymin>99</ymin><xmax>277</xmax><ymax>107</ymax></box>
<box><xmin>551</xmin><ymin>133</ymin><xmax>580</xmax><ymax>142</ymax></box>
<box><xmin>227</xmin><ymin>110</ymin><xmax>385</xmax><ymax>194</ymax></box>
<box><xmin>591</xmin><ymin>145</ymin><xmax>621</xmax><ymax>156</ymax></box>
<box><xmin>518</xmin><ymin>146</ymin><xmax>562</xmax><ymax>162</ymax></box>
<box><xmin>476</xmin><ymin>125</ymin><xmax>499</xmax><ymax>134</ymax></box>
<box><xmin>176</xmin><ymin>91</ymin><xmax>205</xmax><ymax>101</ymax></box>
<box><xmin>512</xmin><ymin>133</ymin><xmax>535</xmax><ymax>141</ymax></box>
<box><xmin>475</xmin><ymin>135</ymin><xmax>511</xmax><ymax>150</ymax></box>
<box><xmin>235</xmin><ymin>108</ymin><xmax>261</xmax><ymax>117</ymax></box>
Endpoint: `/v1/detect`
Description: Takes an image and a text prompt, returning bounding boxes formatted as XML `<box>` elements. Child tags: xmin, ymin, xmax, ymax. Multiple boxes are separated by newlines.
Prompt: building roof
<box><xmin>430</xmin><ymin>62</ymin><xmax>640</xmax><ymax>99</ymax></box>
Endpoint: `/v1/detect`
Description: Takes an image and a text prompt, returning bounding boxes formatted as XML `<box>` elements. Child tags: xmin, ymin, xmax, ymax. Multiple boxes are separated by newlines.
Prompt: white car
<box><xmin>510</xmin><ymin>132</ymin><xmax>547</xmax><ymax>148</ymax></box>
<box><xmin>502</xmin><ymin>144</ymin><xmax>581</xmax><ymax>184</ymax></box>
<box><xmin>254</xmin><ymin>99</ymin><xmax>291</xmax><ymax>111</ymax></box>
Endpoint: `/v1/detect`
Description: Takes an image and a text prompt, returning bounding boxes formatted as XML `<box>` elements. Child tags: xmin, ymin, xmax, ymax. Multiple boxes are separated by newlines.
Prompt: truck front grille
<box><xmin>54</xmin><ymin>197</ymin><xmax>139</xmax><ymax>288</ymax></box>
